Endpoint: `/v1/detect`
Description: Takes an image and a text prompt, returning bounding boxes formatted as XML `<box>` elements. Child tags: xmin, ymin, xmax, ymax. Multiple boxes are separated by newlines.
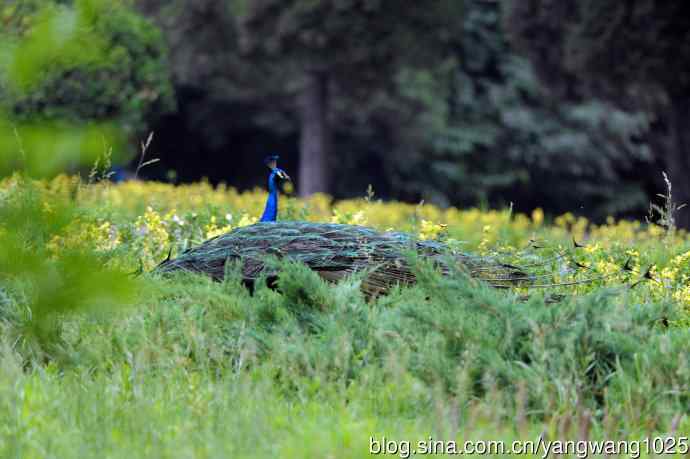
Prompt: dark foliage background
<box><xmin>3</xmin><ymin>0</ymin><xmax>688</xmax><ymax>225</ymax></box>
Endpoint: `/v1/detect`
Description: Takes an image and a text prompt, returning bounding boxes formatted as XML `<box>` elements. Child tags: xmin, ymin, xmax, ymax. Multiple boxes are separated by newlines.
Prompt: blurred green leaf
<box><xmin>0</xmin><ymin>0</ymin><xmax>150</xmax><ymax>358</ymax></box>
<box><xmin>0</xmin><ymin>178</ymin><xmax>140</xmax><ymax>357</ymax></box>
<box><xmin>0</xmin><ymin>117</ymin><xmax>125</xmax><ymax>178</ymax></box>
<box><xmin>2</xmin><ymin>2</ymin><xmax>105</xmax><ymax>92</ymax></box>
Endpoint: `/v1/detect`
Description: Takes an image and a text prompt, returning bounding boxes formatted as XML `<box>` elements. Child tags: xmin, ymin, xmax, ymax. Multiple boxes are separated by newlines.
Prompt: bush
<box><xmin>0</xmin><ymin>0</ymin><xmax>175</xmax><ymax>136</ymax></box>
<box><xmin>2</xmin><ymin>176</ymin><xmax>690</xmax><ymax>453</ymax></box>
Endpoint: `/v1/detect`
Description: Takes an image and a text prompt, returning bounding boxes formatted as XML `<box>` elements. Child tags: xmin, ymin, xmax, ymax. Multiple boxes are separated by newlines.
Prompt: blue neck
<box><xmin>260</xmin><ymin>171</ymin><xmax>279</xmax><ymax>222</ymax></box>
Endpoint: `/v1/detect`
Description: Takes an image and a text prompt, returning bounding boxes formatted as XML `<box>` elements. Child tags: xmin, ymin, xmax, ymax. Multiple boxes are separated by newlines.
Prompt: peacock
<box><xmin>259</xmin><ymin>155</ymin><xmax>290</xmax><ymax>222</ymax></box>
<box><xmin>154</xmin><ymin>155</ymin><xmax>542</xmax><ymax>297</ymax></box>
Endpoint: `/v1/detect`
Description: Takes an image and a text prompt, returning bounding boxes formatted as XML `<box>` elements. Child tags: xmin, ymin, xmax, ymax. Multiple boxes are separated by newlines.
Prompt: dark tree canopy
<box><xmin>5</xmin><ymin>0</ymin><xmax>682</xmax><ymax>224</ymax></box>
<box><xmin>412</xmin><ymin>0</ymin><xmax>653</xmax><ymax>216</ymax></box>
<box><xmin>135</xmin><ymin>0</ymin><xmax>661</xmax><ymax>221</ymax></box>
<box><xmin>505</xmin><ymin>1</ymin><xmax>690</xmax><ymax>101</ymax></box>
<box><xmin>235</xmin><ymin>0</ymin><xmax>465</xmax><ymax>196</ymax></box>
<box><xmin>504</xmin><ymin>0</ymin><xmax>690</xmax><ymax>227</ymax></box>
<box><xmin>235</xmin><ymin>0</ymin><xmax>462</xmax><ymax>83</ymax></box>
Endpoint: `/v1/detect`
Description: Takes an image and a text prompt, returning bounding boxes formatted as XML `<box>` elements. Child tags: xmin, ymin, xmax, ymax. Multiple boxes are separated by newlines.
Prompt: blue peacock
<box><xmin>259</xmin><ymin>155</ymin><xmax>290</xmax><ymax>223</ymax></box>
<box><xmin>153</xmin><ymin>155</ymin><xmax>547</xmax><ymax>297</ymax></box>
<box><xmin>155</xmin><ymin>155</ymin><xmax>543</xmax><ymax>297</ymax></box>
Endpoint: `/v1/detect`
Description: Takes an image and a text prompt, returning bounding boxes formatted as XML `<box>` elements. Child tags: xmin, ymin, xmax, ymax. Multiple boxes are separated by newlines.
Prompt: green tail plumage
<box><xmin>154</xmin><ymin>221</ymin><xmax>530</xmax><ymax>298</ymax></box>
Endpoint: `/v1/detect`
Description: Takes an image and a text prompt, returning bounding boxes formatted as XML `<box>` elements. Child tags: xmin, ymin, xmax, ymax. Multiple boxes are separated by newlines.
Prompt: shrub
<box><xmin>1</xmin><ymin>0</ymin><xmax>175</xmax><ymax>136</ymax></box>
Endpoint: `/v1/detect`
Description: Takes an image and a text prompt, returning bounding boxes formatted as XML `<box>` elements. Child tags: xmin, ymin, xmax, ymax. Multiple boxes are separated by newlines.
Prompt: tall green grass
<box><xmin>1</xmin><ymin>252</ymin><xmax>688</xmax><ymax>458</ymax></box>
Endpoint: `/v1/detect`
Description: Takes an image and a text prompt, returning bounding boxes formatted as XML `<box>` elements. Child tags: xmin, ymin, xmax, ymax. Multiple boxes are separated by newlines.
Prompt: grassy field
<box><xmin>1</xmin><ymin>175</ymin><xmax>690</xmax><ymax>458</ymax></box>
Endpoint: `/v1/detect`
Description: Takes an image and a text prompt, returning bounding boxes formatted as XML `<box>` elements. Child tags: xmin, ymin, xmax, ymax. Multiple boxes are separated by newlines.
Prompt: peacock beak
<box><xmin>277</xmin><ymin>170</ymin><xmax>291</xmax><ymax>181</ymax></box>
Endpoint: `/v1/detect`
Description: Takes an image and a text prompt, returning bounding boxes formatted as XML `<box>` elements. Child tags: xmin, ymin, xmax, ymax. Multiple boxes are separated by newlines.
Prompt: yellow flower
<box><xmin>205</xmin><ymin>215</ymin><xmax>232</xmax><ymax>239</ymax></box>
<box><xmin>206</xmin><ymin>225</ymin><xmax>231</xmax><ymax>239</ymax></box>
<box><xmin>531</xmin><ymin>208</ymin><xmax>544</xmax><ymax>227</ymax></box>
<box><xmin>673</xmin><ymin>285</ymin><xmax>690</xmax><ymax>308</ymax></box>
<box><xmin>237</xmin><ymin>213</ymin><xmax>257</xmax><ymax>227</ymax></box>
<box><xmin>134</xmin><ymin>207</ymin><xmax>171</xmax><ymax>268</ymax></box>
<box><xmin>418</xmin><ymin>220</ymin><xmax>447</xmax><ymax>240</ymax></box>
<box><xmin>555</xmin><ymin>212</ymin><xmax>575</xmax><ymax>228</ymax></box>
<box><xmin>331</xmin><ymin>209</ymin><xmax>368</xmax><ymax>226</ymax></box>
<box><xmin>47</xmin><ymin>220</ymin><xmax>121</xmax><ymax>255</ymax></box>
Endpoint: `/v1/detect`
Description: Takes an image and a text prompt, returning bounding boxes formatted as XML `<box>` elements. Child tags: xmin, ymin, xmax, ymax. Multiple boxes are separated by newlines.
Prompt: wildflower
<box><xmin>531</xmin><ymin>208</ymin><xmax>544</xmax><ymax>227</ymax></box>
<box><xmin>331</xmin><ymin>209</ymin><xmax>367</xmax><ymax>226</ymax></box>
<box><xmin>205</xmin><ymin>215</ymin><xmax>232</xmax><ymax>239</ymax></box>
<box><xmin>237</xmin><ymin>213</ymin><xmax>257</xmax><ymax>227</ymax></box>
<box><xmin>419</xmin><ymin>220</ymin><xmax>447</xmax><ymax>240</ymax></box>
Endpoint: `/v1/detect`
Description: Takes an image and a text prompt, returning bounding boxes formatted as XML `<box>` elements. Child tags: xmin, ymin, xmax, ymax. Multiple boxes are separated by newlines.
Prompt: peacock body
<box><xmin>154</xmin><ymin>221</ymin><xmax>528</xmax><ymax>297</ymax></box>
<box><xmin>153</xmin><ymin>156</ymin><xmax>639</xmax><ymax>298</ymax></box>
<box><xmin>155</xmin><ymin>155</ymin><xmax>531</xmax><ymax>296</ymax></box>
<box><xmin>156</xmin><ymin>155</ymin><xmax>527</xmax><ymax>296</ymax></box>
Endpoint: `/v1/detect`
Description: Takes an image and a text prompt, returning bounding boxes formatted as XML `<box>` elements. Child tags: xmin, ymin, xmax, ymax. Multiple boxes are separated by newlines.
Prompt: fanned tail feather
<box><xmin>154</xmin><ymin>222</ymin><xmax>646</xmax><ymax>299</ymax></box>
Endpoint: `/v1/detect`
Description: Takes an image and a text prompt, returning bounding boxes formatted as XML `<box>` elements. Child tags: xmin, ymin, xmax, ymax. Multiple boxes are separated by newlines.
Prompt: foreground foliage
<box><xmin>1</xmin><ymin>176</ymin><xmax>690</xmax><ymax>458</ymax></box>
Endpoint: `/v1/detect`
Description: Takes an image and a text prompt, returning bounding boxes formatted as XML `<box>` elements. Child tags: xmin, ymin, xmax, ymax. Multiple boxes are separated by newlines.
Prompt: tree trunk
<box><xmin>297</xmin><ymin>71</ymin><xmax>331</xmax><ymax>197</ymax></box>
<box><xmin>651</xmin><ymin>99</ymin><xmax>690</xmax><ymax>230</ymax></box>
<box><xmin>666</xmin><ymin>101</ymin><xmax>690</xmax><ymax>230</ymax></box>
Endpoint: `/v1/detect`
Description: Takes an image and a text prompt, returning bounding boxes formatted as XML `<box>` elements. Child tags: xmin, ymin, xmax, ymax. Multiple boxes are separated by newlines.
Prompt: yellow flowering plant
<box><xmin>8</xmin><ymin>175</ymin><xmax>690</xmax><ymax>322</ymax></box>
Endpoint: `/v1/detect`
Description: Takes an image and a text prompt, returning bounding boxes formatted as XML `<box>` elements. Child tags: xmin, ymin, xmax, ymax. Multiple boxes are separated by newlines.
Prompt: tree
<box><xmin>419</xmin><ymin>0</ymin><xmax>652</xmax><ymax>217</ymax></box>
<box><xmin>504</xmin><ymin>1</ymin><xmax>690</xmax><ymax>227</ymax></box>
<box><xmin>1</xmin><ymin>0</ymin><xmax>175</xmax><ymax>140</ymax></box>
<box><xmin>218</xmin><ymin>0</ymin><xmax>462</xmax><ymax>195</ymax></box>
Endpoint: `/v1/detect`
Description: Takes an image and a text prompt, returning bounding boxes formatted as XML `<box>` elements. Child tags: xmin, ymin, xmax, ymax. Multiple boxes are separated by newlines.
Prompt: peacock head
<box><xmin>264</xmin><ymin>154</ymin><xmax>290</xmax><ymax>181</ymax></box>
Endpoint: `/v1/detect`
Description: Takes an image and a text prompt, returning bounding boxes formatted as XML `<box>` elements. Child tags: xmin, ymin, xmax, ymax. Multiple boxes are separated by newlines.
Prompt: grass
<box><xmin>1</xmin><ymin>176</ymin><xmax>690</xmax><ymax>458</ymax></box>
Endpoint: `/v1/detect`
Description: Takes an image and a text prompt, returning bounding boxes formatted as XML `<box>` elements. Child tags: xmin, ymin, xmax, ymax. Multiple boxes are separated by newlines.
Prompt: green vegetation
<box><xmin>1</xmin><ymin>1</ymin><xmax>689</xmax><ymax>457</ymax></box>
<box><xmin>135</xmin><ymin>0</ymin><xmax>684</xmax><ymax>226</ymax></box>
<box><xmin>505</xmin><ymin>0</ymin><xmax>690</xmax><ymax>227</ymax></box>
<box><xmin>1</xmin><ymin>249</ymin><xmax>689</xmax><ymax>457</ymax></box>
<box><xmin>1</xmin><ymin>176</ymin><xmax>690</xmax><ymax>457</ymax></box>
<box><xmin>0</xmin><ymin>0</ymin><xmax>174</xmax><ymax>174</ymax></box>
<box><xmin>4</xmin><ymin>1</ymin><xmax>688</xmax><ymax>227</ymax></box>
<box><xmin>0</xmin><ymin>0</ymin><xmax>153</xmax><ymax>379</ymax></box>
<box><xmin>1</xmin><ymin>241</ymin><xmax>689</xmax><ymax>457</ymax></box>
